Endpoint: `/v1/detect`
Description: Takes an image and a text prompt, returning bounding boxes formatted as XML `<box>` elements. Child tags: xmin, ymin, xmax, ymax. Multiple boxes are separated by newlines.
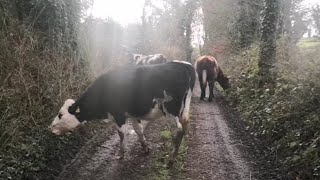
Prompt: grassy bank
<box><xmin>220</xmin><ymin>41</ymin><xmax>320</xmax><ymax>179</ymax></box>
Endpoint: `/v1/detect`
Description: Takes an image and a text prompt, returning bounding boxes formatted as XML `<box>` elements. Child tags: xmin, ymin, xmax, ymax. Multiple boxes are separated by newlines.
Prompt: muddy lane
<box><xmin>56</xmin><ymin>82</ymin><xmax>256</xmax><ymax>180</ymax></box>
<box><xmin>184</xmin><ymin>85</ymin><xmax>254</xmax><ymax>180</ymax></box>
<box><xmin>56</xmin><ymin>118</ymin><xmax>167</xmax><ymax>180</ymax></box>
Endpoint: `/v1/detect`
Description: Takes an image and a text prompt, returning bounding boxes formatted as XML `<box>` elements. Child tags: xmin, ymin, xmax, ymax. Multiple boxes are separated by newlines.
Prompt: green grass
<box><xmin>160</xmin><ymin>130</ymin><xmax>172</xmax><ymax>141</ymax></box>
<box><xmin>298</xmin><ymin>38</ymin><xmax>320</xmax><ymax>49</ymax></box>
<box><xmin>149</xmin><ymin>130</ymin><xmax>188</xmax><ymax>180</ymax></box>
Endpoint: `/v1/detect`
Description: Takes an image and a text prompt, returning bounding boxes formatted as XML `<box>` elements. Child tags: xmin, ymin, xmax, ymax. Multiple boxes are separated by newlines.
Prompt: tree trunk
<box><xmin>258</xmin><ymin>0</ymin><xmax>280</xmax><ymax>87</ymax></box>
<box><xmin>184</xmin><ymin>0</ymin><xmax>197</xmax><ymax>63</ymax></box>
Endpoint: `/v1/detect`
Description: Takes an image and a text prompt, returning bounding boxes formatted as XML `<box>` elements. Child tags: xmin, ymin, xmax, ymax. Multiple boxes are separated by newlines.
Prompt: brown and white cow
<box><xmin>195</xmin><ymin>55</ymin><xmax>230</xmax><ymax>101</ymax></box>
<box><xmin>49</xmin><ymin>61</ymin><xmax>195</xmax><ymax>166</ymax></box>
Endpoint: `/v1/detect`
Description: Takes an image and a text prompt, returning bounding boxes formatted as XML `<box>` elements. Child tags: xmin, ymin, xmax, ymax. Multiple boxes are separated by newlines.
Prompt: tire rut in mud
<box><xmin>184</xmin><ymin>85</ymin><xmax>253</xmax><ymax>180</ymax></box>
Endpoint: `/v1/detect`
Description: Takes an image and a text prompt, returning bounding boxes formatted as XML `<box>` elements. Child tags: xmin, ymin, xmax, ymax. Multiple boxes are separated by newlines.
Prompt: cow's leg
<box><xmin>167</xmin><ymin>89</ymin><xmax>192</xmax><ymax>167</ymax></box>
<box><xmin>167</xmin><ymin>116</ymin><xmax>184</xmax><ymax>167</ymax></box>
<box><xmin>116</xmin><ymin>126</ymin><xmax>125</xmax><ymax>159</ymax></box>
<box><xmin>199</xmin><ymin>78</ymin><xmax>207</xmax><ymax>100</ymax></box>
<box><xmin>198</xmin><ymin>75</ymin><xmax>206</xmax><ymax>100</ymax></box>
<box><xmin>132</xmin><ymin>119</ymin><xmax>150</xmax><ymax>154</ymax></box>
<box><xmin>201</xmin><ymin>82</ymin><xmax>207</xmax><ymax>100</ymax></box>
<box><xmin>208</xmin><ymin>80</ymin><xmax>215</xmax><ymax>102</ymax></box>
<box><xmin>110</xmin><ymin>113</ymin><xmax>126</xmax><ymax>159</ymax></box>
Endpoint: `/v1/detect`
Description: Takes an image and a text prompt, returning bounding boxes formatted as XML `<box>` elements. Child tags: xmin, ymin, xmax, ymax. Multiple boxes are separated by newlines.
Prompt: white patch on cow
<box><xmin>163</xmin><ymin>90</ymin><xmax>173</xmax><ymax>102</ymax></box>
<box><xmin>179</xmin><ymin>94</ymin><xmax>185</xmax><ymax>116</ymax></box>
<box><xmin>50</xmin><ymin>99</ymin><xmax>81</xmax><ymax>135</ymax></box>
<box><xmin>202</xmin><ymin>70</ymin><xmax>207</xmax><ymax>84</ymax></box>
<box><xmin>139</xmin><ymin>90</ymin><xmax>174</xmax><ymax>121</ymax></box>
<box><xmin>141</xmin><ymin>99</ymin><xmax>165</xmax><ymax>120</ymax></box>
<box><xmin>172</xmin><ymin>60</ymin><xmax>192</xmax><ymax>65</ymax></box>
<box><xmin>175</xmin><ymin>116</ymin><xmax>182</xmax><ymax>129</ymax></box>
<box><xmin>182</xmin><ymin>88</ymin><xmax>192</xmax><ymax>121</ymax></box>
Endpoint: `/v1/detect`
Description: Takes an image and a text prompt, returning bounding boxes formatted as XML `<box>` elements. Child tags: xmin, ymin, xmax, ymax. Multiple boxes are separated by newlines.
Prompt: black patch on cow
<box><xmin>69</xmin><ymin>62</ymin><xmax>195</xmax><ymax>124</ymax></box>
<box><xmin>113</xmin><ymin>113</ymin><xmax>126</xmax><ymax>127</ymax></box>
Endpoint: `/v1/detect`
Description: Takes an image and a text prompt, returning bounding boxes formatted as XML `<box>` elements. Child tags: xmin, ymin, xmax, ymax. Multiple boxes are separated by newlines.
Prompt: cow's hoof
<box><xmin>208</xmin><ymin>98</ymin><xmax>213</xmax><ymax>102</ymax></box>
<box><xmin>200</xmin><ymin>97</ymin><xmax>204</xmax><ymax>100</ymax></box>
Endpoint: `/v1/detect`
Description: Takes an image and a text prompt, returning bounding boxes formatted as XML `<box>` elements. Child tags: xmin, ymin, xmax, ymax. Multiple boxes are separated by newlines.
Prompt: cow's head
<box><xmin>217</xmin><ymin>67</ymin><xmax>231</xmax><ymax>90</ymax></box>
<box><xmin>49</xmin><ymin>99</ymin><xmax>81</xmax><ymax>135</ymax></box>
<box><xmin>219</xmin><ymin>76</ymin><xmax>231</xmax><ymax>90</ymax></box>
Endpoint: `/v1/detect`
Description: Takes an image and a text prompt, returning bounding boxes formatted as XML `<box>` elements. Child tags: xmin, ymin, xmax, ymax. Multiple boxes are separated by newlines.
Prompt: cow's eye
<box><xmin>58</xmin><ymin>113</ymin><xmax>63</xmax><ymax>119</ymax></box>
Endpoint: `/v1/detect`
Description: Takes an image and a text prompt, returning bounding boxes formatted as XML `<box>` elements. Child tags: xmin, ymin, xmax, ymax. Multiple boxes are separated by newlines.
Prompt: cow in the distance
<box><xmin>134</xmin><ymin>54</ymin><xmax>167</xmax><ymax>65</ymax></box>
<box><xmin>49</xmin><ymin>61</ymin><xmax>195</xmax><ymax>166</ymax></box>
<box><xmin>195</xmin><ymin>55</ymin><xmax>230</xmax><ymax>101</ymax></box>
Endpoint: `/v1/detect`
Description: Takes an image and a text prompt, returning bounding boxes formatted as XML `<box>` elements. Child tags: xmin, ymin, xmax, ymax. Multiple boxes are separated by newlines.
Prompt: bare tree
<box><xmin>182</xmin><ymin>0</ymin><xmax>199</xmax><ymax>62</ymax></box>
<box><xmin>137</xmin><ymin>0</ymin><xmax>198</xmax><ymax>61</ymax></box>
<box><xmin>278</xmin><ymin>0</ymin><xmax>309</xmax><ymax>43</ymax></box>
<box><xmin>232</xmin><ymin>0</ymin><xmax>263</xmax><ymax>50</ymax></box>
<box><xmin>201</xmin><ymin>0</ymin><xmax>235</xmax><ymax>54</ymax></box>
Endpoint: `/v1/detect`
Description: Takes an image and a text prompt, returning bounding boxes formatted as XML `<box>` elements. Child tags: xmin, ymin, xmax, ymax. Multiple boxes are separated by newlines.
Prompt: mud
<box><xmin>184</xmin><ymin>85</ymin><xmax>253</xmax><ymax>180</ymax></box>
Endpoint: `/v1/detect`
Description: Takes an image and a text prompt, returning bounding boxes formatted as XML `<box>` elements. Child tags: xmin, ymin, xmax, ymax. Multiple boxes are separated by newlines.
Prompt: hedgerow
<box><xmin>221</xmin><ymin>40</ymin><xmax>320</xmax><ymax>179</ymax></box>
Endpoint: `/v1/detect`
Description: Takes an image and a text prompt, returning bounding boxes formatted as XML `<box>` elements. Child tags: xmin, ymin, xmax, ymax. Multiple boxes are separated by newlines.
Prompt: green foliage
<box><xmin>223</xmin><ymin>44</ymin><xmax>320</xmax><ymax>179</ymax></box>
<box><xmin>0</xmin><ymin>1</ymin><xmax>98</xmax><ymax>179</ymax></box>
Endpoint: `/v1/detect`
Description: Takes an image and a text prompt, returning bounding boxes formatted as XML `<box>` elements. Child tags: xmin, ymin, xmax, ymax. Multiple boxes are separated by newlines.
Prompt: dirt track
<box><xmin>55</xmin><ymin>83</ymin><xmax>277</xmax><ymax>180</ymax></box>
<box><xmin>184</xmin><ymin>86</ymin><xmax>253</xmax><ymax>180</ymax></box>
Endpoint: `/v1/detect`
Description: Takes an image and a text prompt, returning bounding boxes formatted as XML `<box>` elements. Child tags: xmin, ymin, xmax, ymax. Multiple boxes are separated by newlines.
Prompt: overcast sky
<box><xmin>89</xmin><ymin>0</ymin><xmax>319</xmax><ymax>25</ymax></box>
<box><xmin>89</xmin><ymin>0</ymin><xmax>144</xmax><ymax>25</ymax></box>
<box><xmin>302</xmin><ymin>0</ymin><xmax>319</xmax><ymax>7</ymax></box>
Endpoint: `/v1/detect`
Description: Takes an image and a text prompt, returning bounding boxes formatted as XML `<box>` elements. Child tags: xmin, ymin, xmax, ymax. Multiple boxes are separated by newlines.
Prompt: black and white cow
<box><xmin>134</xmin><ymin>54</ymin><xmax>167</xmax><ymax>65</ymax></box>
<box><xmin>50</xmin><ymin>61</ymin><xmax>195</xmax><ymax>166</ymax></box>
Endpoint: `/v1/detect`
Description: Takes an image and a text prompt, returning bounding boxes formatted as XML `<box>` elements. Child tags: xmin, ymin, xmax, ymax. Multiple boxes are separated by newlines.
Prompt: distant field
<box><xmin>298</xmin><ymin>37</ymin><xmax>320</xmax><ymax>49</ymax></box>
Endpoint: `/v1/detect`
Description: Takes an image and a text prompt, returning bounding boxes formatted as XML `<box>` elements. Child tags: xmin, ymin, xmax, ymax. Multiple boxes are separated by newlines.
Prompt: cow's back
<box><xmin>195</xmin><ymin>56</ymin><xmax>218</xmax><ymax>80</ymax></box>
<box><xmin>129</xmin><ymin>62</ymin><xmax>195</xmax><ymax>117</ymax></box>
<box><xmin>74</xmin><ymin>62</ymin><xmax>195</xmax><ymax>120</ymax></box>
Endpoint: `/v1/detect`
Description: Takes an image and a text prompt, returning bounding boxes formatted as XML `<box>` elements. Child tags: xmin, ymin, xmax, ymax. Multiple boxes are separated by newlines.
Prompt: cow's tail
<box><xmin>202</xmin><ymin>70</ymin><xmax>207</xmax><ymax>84</ymax></box>
<box><xmin>182</xmin><ymin>72</ymin><xmax>195</xmax><ymax>122</ymax></box>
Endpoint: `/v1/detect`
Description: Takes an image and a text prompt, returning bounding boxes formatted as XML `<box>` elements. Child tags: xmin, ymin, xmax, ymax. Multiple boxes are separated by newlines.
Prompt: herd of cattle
<box><xmin>49</xmin><ymin>53</ymin><xmax>230</xmax><ymax>167</ymax></box>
